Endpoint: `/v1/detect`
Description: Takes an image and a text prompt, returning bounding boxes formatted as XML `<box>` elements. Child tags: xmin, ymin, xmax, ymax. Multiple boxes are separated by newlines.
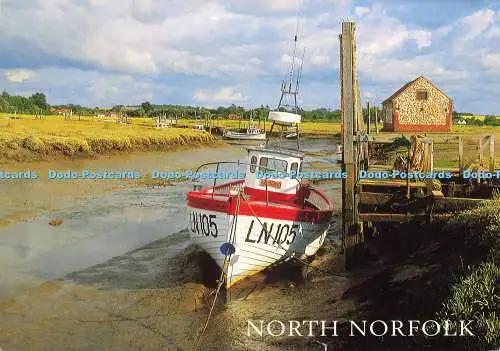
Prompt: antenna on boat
<box><xmin>277</xmin><ymin>0</ymin><xmax>304</xmax><ymax>114</ymax></box>
<box><xmin>268</xmin><ymin>0</ymin><xmax>305</xmax><ymax>151</ymax></box>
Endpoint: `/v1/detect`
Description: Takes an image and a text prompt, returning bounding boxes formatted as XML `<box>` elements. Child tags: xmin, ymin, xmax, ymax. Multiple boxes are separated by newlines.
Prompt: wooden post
<box><xmin>458</xmin><ymin>136</ymin><xmax>463</xmax><ymax>183</ymax></box>
<box><xmin>430</xmin><ymin>139</ymin><xmax>434</xmax><ymax>174</ymax></box>
<box><xmin>489</xmin><ymin>135</ymin><xmax>495</xmax><ymax>172</ymax></box>
<box><xmin>375</xmin><ymin>107</ymin><xmax>379</xmax><ymax>134</ymax></box>
<box><xmin>340</xmin><ymin>22</ymin><xmax>362</xmax><ymax>270</ymax></box>
<box><xmin>479</xmin><ymin>136</ymin><xmax>484</xmax><ymax>166</ymax></box>
<box><xmin>367</xmin><ymin>102</ymin><xmax>371</xmax><ymax>134</ymax></box>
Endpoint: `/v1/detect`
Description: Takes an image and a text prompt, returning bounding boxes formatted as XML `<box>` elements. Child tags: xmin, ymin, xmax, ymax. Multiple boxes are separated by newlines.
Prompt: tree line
<box><xmin>0</xmin><ymin>91</ymin><xmax>49</xmax><ymax>114</ymax></box>
<box><xmin>0</xmin><ymin>91</ymin><xmax>341</xmax><ymax>121</ymax></box>
<box><xmin>3</xmin><ymin>91</ymin><xmax>495</xmax><ymax>124</ymax></box>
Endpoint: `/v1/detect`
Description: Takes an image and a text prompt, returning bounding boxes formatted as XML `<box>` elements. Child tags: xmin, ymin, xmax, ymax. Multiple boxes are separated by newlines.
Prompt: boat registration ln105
<box><xmin>245</xmin><ymin>220</ymin><xmax>298</xmax><ymax>246</ymax></box>
<box><xmin>189</xmin><ymin>210</ymin><xmax>218</xmax><ymax>237</ymax></box>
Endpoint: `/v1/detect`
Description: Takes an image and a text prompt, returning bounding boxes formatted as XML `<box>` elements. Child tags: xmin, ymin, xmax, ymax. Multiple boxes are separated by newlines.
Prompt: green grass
<box><xmin>438</xmin><ymin>201</ymin><xmax>500</xmax><ymax>349</ymax></box>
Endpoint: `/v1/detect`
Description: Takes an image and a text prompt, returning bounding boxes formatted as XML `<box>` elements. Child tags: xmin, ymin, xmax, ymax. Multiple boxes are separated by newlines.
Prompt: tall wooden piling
<box><xmin>489</xmin><ymin>136</ymin><xmax>495</xmax><ymax>172</ymax></box>
<box><xmin>367</xmin><ymin>102</ymin><xmax>371</xmax><ymax>134</ymax></box>
<box><xmin>340</xmin><ymin>22</ymin><xmax>364</xmax><ymax>269</ymax></box>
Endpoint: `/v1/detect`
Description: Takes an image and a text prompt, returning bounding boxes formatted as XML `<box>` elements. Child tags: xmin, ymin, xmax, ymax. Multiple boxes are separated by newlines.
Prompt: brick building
<box><xmin>382</xmin><ymin>76</ymin><xmax>453</xmax><ymax>132</ymax></box>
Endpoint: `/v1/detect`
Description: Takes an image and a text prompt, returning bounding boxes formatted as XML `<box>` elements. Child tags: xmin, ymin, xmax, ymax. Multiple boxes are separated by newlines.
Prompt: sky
<box><xmin>0</xmin><ymin>0</ymin><xmax>499</xmax><ymax>114</ymax></box>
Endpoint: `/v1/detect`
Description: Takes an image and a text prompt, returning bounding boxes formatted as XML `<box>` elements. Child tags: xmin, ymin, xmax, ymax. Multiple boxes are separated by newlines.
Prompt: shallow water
<box><xmin>0</xmin><ymin>139</ymin><xmax>340</xmax><ymax>300</ymax></box>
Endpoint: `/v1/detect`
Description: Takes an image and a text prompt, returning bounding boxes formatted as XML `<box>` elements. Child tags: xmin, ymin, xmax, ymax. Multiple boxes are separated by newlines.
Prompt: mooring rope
<box><xmin>192</xmin><ymin>189</ymin><xmax>242</xmax><ymax>351</ymax></box>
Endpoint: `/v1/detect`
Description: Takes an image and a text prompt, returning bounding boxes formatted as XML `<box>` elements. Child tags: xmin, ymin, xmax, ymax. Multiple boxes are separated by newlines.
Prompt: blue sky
<box><xmin>0</xmin><ymin>0</ymin><xmax>499</xmax><ymax>114</ymax></box>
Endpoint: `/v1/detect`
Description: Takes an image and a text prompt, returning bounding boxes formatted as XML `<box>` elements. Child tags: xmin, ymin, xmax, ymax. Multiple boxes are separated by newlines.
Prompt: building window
<box><xmin>416</xmin><ymin>90</ymin><xmax>428</xmax><ymax>100</ymax></box>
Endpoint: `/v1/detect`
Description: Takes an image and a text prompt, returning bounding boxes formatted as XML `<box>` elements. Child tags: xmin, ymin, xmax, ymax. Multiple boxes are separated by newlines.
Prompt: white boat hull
<box><xmin>187</xmin><ymin>206</ymin><xmax>329</xmax><ymax>288</ymax></box>
<box><xmin>223</xmin><ymin>132</ymin><xmax>266</xmax><ymax>141</ymax></box>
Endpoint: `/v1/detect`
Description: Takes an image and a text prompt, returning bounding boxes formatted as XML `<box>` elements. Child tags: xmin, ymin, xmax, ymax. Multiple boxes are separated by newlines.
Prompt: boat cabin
<box><xmin>246</xmin><ymin>126</ymin><xmax>262</xmax><ymax>134</ymax></box>
<box><xmin>244</xmin><ymin>147</ymin><xmax>304</xmax><ymax>197</ymax></box>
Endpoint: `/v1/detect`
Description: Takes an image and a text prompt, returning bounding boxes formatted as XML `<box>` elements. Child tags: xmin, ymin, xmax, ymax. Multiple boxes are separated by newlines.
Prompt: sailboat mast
<box><xmin>287</xmin><ymin>1</ymin><xmax>300</xmax><ymax>94</ymax></box>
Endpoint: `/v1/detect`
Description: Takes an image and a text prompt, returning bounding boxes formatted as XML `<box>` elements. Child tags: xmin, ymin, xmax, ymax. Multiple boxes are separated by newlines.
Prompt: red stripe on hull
<box><xmin>187</xmin><ymin>186</ymin><xmax>334</xmax><ymax>222</ymax></box>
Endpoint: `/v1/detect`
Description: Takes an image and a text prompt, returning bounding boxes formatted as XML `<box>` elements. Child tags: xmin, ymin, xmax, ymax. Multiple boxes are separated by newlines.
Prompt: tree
<box><xmin>141</xmin><ymin>101</ymin><xmax>153</xmax><ymax>114</ymax></box>
<box><xmin>29</xmin><ymin>92</ymin><xmax>48</xmax><ymax>111</ymax></box>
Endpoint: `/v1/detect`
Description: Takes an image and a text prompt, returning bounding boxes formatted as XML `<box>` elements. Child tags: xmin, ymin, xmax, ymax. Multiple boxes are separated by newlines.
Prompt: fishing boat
<box><xmin>223</xmin><ymin>111</ymin><xmax>266</xmax><ymax>141</ymax></box>
<box><xmin>186</xmin><ymin>13</ymin><xmax>335</xmax><ymax>289</ymax></box>
<box><xmin>223</xmin><ymin>126</ymin><xmax>266</xmax><ymax>141</ymax></box>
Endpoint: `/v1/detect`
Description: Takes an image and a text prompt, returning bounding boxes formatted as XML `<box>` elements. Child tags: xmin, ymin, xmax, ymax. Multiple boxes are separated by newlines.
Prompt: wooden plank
<box><xmin>434</xmin><ymin>197</ymin><xmax>485</xmax><ymax>211</ymax></box>
<box><xmin>359</xmin><ymin>213</ymin><xmax>454</xmax><ymax>222</ymax></box>
<box><xmin>359</xmin><ymin>178</ymin><xmax>428</xmax><ymax>188</ymax></box>
<box><xmin>359</xmin><ymin>193</ymin><xmax>485</xmax><ymax>211</ymax></box>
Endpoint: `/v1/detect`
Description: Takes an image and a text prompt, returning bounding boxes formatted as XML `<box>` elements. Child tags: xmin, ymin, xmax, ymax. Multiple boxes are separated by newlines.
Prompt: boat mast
<box><xmin>272</xmin><ymin>0</ymin><xmax>304</xmax><ymax>150</ymax></box>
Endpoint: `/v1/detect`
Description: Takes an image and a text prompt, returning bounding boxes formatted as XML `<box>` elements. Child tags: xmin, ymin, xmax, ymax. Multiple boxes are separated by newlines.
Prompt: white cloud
<box><xmin>486</xmin><ymin>25</ymin><xmax>500</xmax><ymax>38</ymax></box>
<box><xmin>363</xmin><ymin>91</ymin><xmax>374</xmax><ymax>99</ymax></box>
<box><xmin>193</xmin><ymin>86</ymin><xmax>247</xmax><ymax>103</ymax></box>
<box><xmin>354</xmin><ymin>6</ymin><xmax>369</xmax><ymax>17</ymax></box>
<box><xmin>453</xmin><ymin>9</ymin><xmax>496</xmax><ymax>52</ymax></box>
<box><xmin>435</xmin><ymin>24</ymin><xmax>453</xmax><ymax>38</ymax></box>
<box><xmin>0</xmin><ymin>1</ymin><xmax>499</xmax><ymax>113</ymax></box>
<box><xmin>481</xmin><ymin>53</ymin><xmax>500</xmax><ymax>71</ymax></box>
<box><xmin>408</xmin><ymin>30</ymin><xmax>432</xmax><ymax>49</ymax></box>
<box><xmin>355</xmin><ymin>4</ymin><xmax>432</xmax><ymax>55</ymax></box>
<box><xmin>462</xmin><ymin>9</ymin><xmax>495</xmax><ymax>39</ymax></box>
<box><xmin>4</xmin><ymin>69</ymin><xmax>36</xmax><ymax>83</ymax></box>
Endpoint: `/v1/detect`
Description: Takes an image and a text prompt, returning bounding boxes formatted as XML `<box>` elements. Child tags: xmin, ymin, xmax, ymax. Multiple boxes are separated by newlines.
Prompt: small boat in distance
<box><xmin>223</xmin><ymin>126</ymin><xmax>266</xmax><ymax>140</ymax></box>
<box><xmin>192</xmin><ymin>124</ymin><xmax>207</xmax><ymax>132</ymax></box>
<box><xmin>286</xmin><ymin>132</ymin><xmax>298</xmax><ymax>139</ymax></box>
<box><xmin>223</xmin><ymin>110</ymin><xmax>266</xmax><ymax>141</ymax></box>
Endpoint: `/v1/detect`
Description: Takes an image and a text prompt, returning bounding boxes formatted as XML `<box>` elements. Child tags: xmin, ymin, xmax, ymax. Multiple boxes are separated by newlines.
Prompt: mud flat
<box><xmin>0</xmin><ymin>213</ymin><xmax>485</xmax><ymax>350</ymax></box>
<box><xmin>0</xmin><ymin>143</ymin><xmax>243</xmax><ymax>229</ymax></box>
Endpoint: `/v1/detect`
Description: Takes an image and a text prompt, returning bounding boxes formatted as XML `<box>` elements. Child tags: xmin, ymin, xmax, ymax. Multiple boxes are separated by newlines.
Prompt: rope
<box><xmin>192</xmin><ymin>258</ymin><xmax>229</xmax><ymax>351</ymax></box>
<box><xmin>192</xmin><ymin>188</ymin><xmax>242</xmax><ymax>351</ymax></box>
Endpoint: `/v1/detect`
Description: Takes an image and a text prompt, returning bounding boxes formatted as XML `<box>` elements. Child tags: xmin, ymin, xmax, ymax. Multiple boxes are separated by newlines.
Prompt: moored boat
<box><xmin>223</xmin><ymin>126</ymin><xmax>266</xmax><ymax>140</ymax></box>
<box><xmin>186</xmin><ymin>119</ymin><xmax>334</xmax><ymax>288</ymax></box>
<box><xmin>186</xmin><ymin>9</ymin><xmax>334</xmax><ymax>290</ymax></box>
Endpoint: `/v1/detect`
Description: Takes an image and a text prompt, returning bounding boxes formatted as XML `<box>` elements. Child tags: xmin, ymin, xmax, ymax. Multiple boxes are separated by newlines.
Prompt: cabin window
<box><xmin>268</xmin><ymin>158</ymin><xmax>288</xmax><ymax>172</ymax></box>
<box><xmin>290</xmin><ymin>162</ymin><xmax>299</xmax><ymax>174</ymax></box>
<box><xmin>250</xmin><ymin>155</ymin><xmax>257</xmax><ymax>173</ymax></box>
<box><xmin>259</xmin><ymin>157</ymin><xmax>268</xmax><ymax>172</ymax></box>
<box><xmin>259</xmin><ymin>157</ymin><xmax>287</xmax><ymax>172</ymax></box>
<box><xmin>416</xmin><ymin>90</ymin><xmax>428</xmax><ymax>100</ymax></box>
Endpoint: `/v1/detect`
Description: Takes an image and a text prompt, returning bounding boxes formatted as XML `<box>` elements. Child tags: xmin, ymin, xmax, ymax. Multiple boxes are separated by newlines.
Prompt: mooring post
<box><xmin>458</xmin><ymin>136</ymin><xmax>463</xmax><ymax>183</ymax></box>
<box><xmin>479</xmin><ymin>136</ymin><xmax>484</xmax><ymax>166</ymax></box>
<box><xmin>340</xmin><ymin>21</ymin><xmax>363</xmax><ymax>270</ymax></box>
<box><xmin>489</xmin><ymin>135</ymin><xmax>495</xmax><ymax>172</ymax></box>
<box><xmin>367</xmin><ymin>101</ymin><xmax>371</xmax><ymax>134</ymax></box>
